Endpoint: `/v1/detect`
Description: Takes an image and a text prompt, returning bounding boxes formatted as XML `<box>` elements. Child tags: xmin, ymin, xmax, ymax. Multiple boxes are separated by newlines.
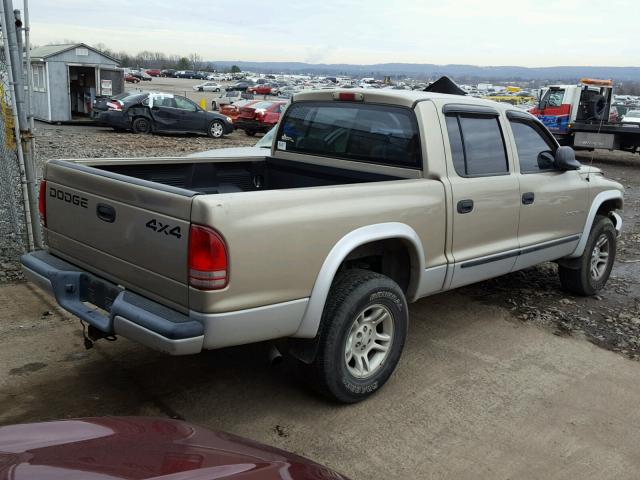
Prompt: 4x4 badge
<box><xmin>146</xmin><ymin>219</ymin><xmax>182</xmax><ymax>239</ymax></box>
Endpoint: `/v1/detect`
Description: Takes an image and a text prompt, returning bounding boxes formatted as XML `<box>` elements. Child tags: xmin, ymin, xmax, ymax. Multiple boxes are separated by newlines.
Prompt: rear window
<box><xmin>121</xmin><ymin>93</ymin><xmax>147</xmax><ymax>104</ymax></box>
<box><xmin>276</xmin><ymin>101</ymin><xmax>421</xmax><ymax>168</ymax></box>
<box><xmin>251</xmin><ymin>101</ymin><xmax>275</xmax><ymax>110</ymax></box>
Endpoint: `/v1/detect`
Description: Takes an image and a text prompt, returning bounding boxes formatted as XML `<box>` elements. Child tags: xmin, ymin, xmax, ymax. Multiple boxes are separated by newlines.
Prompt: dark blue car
<box><xmin>97</xmin><ymin>92</ymin><xmax>234</xmax><ymax>138</ymax></box>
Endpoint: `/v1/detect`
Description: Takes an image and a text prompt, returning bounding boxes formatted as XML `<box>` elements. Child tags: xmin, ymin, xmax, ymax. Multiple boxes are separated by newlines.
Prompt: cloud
<box><xmin>23</xmin><ymin>0</ymin><xmax>640</xmax><ymax>67</ymax></box>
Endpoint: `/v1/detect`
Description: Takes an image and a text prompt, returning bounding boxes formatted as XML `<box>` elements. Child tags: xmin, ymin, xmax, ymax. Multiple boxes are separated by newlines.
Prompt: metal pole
<box><xmin>22</xmin><ymin>0</ymin><xmax>34</xmax><ymax>132</ymax></box>
<box><xmin>3</xmin><ymin>0</ymin><xmax>41</xmax><ymax>248</ymax></box>
<box><xmin>0</xmin><ymin>0</ymin><xmax>34</xmax><ymax>250</ymax></box>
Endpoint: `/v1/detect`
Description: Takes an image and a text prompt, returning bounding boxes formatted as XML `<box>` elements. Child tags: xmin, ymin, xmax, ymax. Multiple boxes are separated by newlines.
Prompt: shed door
<box><xmin>99</xmin><ymin>68</ymin><xmax>124</xmax><ymax>96</ymax></box>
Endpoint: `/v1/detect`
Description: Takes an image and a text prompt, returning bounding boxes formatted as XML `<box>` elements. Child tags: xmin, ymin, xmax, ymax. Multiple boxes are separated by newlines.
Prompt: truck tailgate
<box><xmin>43</xmin><ymin>160</ymin><xmax>195</xmax><ymax>311</ymax></box>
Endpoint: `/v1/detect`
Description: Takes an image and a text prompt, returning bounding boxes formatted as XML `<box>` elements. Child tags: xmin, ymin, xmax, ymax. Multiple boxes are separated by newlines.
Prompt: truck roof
<box><xmin>293</xmin><ymin>88</ymin><xmax>517</xmax><ymax>112</ymax></box>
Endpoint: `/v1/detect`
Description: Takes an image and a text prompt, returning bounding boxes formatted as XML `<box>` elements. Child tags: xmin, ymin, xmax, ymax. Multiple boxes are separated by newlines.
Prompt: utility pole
<box><xmin>2</xmin><ymin>0</ymin><xmax>41</xmax><ymax>248</ymax></box>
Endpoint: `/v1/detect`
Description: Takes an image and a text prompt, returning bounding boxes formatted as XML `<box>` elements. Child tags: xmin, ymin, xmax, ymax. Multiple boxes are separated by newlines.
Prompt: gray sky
<box><xmin>24</xmin><ymin>0</ymin><xmax>640</xmax><ymax>67</ymax></box>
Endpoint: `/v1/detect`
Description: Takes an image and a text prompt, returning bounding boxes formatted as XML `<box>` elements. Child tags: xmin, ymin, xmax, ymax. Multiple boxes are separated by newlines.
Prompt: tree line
<box><xmin>92</xmin><ymin>43</ymin><xmax>240</xmax><ymax>73</ymax></box>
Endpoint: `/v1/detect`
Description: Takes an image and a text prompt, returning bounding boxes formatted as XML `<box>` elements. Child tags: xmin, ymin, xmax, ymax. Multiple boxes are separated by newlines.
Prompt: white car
<box><xmin>621</xmin><ymin>110</ymin><xmax>640</xmax><ymax>124</ymax></box>
<box><xmin>193</xmin><ymin>82</ymin><xmax>223</xmax><ymax>92</ymax></box>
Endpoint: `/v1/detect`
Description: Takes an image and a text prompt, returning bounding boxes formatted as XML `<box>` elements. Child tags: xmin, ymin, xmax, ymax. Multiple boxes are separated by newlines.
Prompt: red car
<box><xmin>235</xmin><ymin>101</ymin><xmax>287</xmax><ymax>136</ymax></box>
<box><xmin>124</xmin><ymin>74</ymin><xmax>140</xmax><ymax>84</ymax></box>
<box><xmin>146</xmin><ymin>69</ymin><xmax>162</xmax><ymax>77</ymax></box>
<box><xmin>248</xmin><ymin>84</ymin><xmax>272</xmax><ymax>95</ymax></box>
<box><xmin>220</xmin><ymin>99</ymin><xmax>261</xmax><ymax>125</ymax></box>
<box><xmin>0</xmin><ymin>417</ymin><xmax>349</xmax><ymax>480</ymax></box>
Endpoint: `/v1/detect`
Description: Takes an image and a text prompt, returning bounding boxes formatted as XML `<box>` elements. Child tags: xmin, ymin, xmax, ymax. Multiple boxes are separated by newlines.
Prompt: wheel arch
<box><xmin>293</xmin><ymin>222</ymin><xmax>425</xmax><ymax>339</ymax></box>
<box><xmin>568</xmin><ymin>189</ymin><xmax>623</xmax><ymax>258</ymax></box>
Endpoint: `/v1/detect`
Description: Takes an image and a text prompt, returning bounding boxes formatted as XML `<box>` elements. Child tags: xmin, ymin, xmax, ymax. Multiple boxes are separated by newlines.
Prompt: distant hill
<box><xmin>210</xmin><ymin>61</ymin><xmax>640</xmax><ymax>82</ymax></box>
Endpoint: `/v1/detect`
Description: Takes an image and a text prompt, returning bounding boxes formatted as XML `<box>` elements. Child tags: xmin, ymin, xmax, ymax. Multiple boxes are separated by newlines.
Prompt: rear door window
<box><xmin>277</xmin><ymin>102</ymin><xmax>421</xmax><ymax>168</ymax></box>
<box><xmin>175</xmin><ymin>96</ymin><xmax>198</xmax><ymax>111</ymax></box>
<box><xmin>445</xmin><ymin>114</ymin><xmax>509</xmax><ymax>176</ymax></box>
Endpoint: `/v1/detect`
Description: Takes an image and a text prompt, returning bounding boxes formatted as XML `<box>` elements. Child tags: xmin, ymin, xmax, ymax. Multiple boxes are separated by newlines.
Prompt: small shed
<box><xmin>30</xmin><ymin>43</ymin><xmax>124</xmax><ymax>122</ymax></box>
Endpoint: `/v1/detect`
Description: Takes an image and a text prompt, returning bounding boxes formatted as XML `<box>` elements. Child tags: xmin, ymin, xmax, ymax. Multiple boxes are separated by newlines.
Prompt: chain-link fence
<box><xmin>0</xmin><ymin>41</ymin><xmax>28</xmax><ymax>282</ymax></box>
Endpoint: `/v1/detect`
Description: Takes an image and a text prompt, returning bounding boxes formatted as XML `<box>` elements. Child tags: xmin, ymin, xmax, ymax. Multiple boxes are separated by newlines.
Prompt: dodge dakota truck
<box><xmin>22</xmin><ymin>89</ymin><xmax>624</xmax><ymax>403</ymax></box>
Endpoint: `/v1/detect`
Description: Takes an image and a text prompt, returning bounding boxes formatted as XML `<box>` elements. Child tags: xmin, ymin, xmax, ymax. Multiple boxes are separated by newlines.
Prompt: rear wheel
<box><xmin>300</xmin><ymin>269</ymin><xmax>408</xmax><ymax>403</ymax></box>
<box><xmin>208</xmin><ymin>120</ymin><xmax>225</xmax><ymax>139</ymax></box>
<box><xmin>559</xmin><ymin>215</ymin><xmax>616</xmax><ymax>295</ymax></box>
<box><xmin>132</xmin><ymin>117</ymin><xmax>152</xmax><ymax>134</ymax></box>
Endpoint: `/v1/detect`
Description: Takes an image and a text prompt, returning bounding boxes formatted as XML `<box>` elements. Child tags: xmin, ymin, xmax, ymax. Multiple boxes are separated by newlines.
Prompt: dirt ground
<box><xmin>34</xmin><ymin>122</ymin><xmax>257</xmax><ymax>163</ymax></box>
<box><xmin>0</xmin><ymin>122</ymin><xmax>639</xmax><ymax>478</ymax></box>
<box><xmin>1</xmin><ymin>284</ymin><xmax>640</xmax><ymax>479</ymax></box>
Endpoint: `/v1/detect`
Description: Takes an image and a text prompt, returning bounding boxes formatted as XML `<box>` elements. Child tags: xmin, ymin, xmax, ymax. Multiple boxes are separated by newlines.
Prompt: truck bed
<box><xmin>95</xmin><ymin>156</ymin><xmax>401</xmax><ymax>194</ymax></box>
<box><xmin>41</xmin><ymin>155</ymin><xmax>425</xmax><ymax>315</ymax></box>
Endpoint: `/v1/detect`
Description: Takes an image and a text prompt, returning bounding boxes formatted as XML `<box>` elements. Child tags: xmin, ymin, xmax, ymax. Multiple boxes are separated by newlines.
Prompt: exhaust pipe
<box><xmin>268</xmin><ymin>344</ymin><xmax>283</xmax><ymax>366</ymax></box>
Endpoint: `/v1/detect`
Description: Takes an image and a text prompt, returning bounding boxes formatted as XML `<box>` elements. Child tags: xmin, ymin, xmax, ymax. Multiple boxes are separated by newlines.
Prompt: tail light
<box><xmin>38</xmin><ymin>180</ymin><xmax>47</xmax><ymax>226</ymax></box>
<box><xmin>107</xmin><ymin>100</ymin><xmax>123</xmax><ymax>111</ymax></box>
<box><xmin>188</xmin><ymin>225</ymin><xmax>228</xmax><ymax>290</ymax></box>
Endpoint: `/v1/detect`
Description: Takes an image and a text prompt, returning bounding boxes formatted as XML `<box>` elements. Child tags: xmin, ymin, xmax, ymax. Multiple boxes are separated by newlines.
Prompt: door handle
<box><xmin>457</xmin><ymin>199</ymin><xmax>474</xmax><ymax>214</ymax></box>
<box><xmin>522</xmin><ymin>192</ymin><xmax>535</xmax><ymax>205</ymax></box>
<box><xmin>96</xmin><ymin>203</ymin><xmax>116</xmax><ymax>223</ymax></box>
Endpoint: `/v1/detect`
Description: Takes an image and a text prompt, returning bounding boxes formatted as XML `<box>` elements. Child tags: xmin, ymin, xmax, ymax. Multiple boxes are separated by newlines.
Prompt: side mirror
<box><xmin>537</xmin><ymin>150</ymin><xmax>555</xmax><ymax>170</ymax></box>
<box><xmin>554</xmin><ymin>146</ymin><xmax>581</xmax><ymax>171</ymax></box>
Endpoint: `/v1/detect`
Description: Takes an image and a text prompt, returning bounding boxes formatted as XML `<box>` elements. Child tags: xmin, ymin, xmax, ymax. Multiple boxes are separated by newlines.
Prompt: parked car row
<box><xmin>153</xmin><ymin>69</ymin><xmax>235</xmax><ymax>81</ymax></box>
<box><xmin>193</xmin><ymin>81</ymin><xmax>223</xmax><ymax>92</ymax></box>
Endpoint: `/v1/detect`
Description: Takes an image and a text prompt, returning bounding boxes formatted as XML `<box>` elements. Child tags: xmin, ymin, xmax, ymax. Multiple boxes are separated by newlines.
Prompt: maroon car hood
<box><xmin>0</xmin><ymin>417</ymin><xmax>347</xmax><ymax>480</ymax></box>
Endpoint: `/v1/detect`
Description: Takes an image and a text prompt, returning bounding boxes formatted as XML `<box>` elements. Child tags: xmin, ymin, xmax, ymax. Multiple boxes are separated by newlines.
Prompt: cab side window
<box><xmin>510</xmin><ymin>120</ymin><xmax>557</xmax><ymax>173</ymax></box>
<box><xmin>445</xmin><ymin>114</ymin><xmax>509</xmax><ymax>177</ymax></box>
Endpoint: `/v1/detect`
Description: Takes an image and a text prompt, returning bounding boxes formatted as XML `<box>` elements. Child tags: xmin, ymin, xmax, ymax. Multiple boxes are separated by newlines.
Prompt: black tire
<box><xmin>245</xmin><ymin>130</ymin><xmax>256</xmax><ymax>136</ymax></box>
<box><xmin>301</xmin><ymin>269</ymin><xmax>408</xmax><ymax>403</ymax></box>
<box><xmin>132</xmin><ymin>117</ymin><xmax>152</xmax><ymax>134</ymax></box>
<box><xmin>198</xmin><ymin>87</ymin><xmax>203</xmax><ymax>92</ymax></box>
<box><xmin>208</xmin><ymin>120</ymin><xmax>225</xmax><ymax>139</ymax></box>
<box><xmin>559</xmin><ymin>215</ymin><xmax>616</xmax><ymax>296</ymax></box>
<box><xmin>215</xmin><ymin>88</ymin><xmax>220</xmax><ymax>92</ymax></box>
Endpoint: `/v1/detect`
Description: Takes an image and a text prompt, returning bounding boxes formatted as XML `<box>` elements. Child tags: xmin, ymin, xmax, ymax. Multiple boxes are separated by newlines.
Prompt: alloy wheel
<box><xmin>344</xmin><ymin>304</ymin><xmax>394</xmax><ymax>379</ymax></box>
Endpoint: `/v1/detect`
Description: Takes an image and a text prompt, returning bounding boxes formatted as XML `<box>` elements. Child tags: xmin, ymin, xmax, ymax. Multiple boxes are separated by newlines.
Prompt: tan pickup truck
<box><xmin>22</xmin><ymin>89</ymin><xmax>624</xmax><ymax>403</ymax></box>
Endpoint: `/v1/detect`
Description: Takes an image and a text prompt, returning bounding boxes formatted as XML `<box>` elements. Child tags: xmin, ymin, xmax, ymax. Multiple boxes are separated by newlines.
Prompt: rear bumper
<box><xmin>234</xmin><ymin>119</ymin><xmax>270</xmax><ymax>133</ymax></box>
<box><xmin>21</xmin><ymin>251</ymin><xmax>204</xmax><ymax>355</ymax></box>
<box><xmin>96</xmin><ymin>111</ymin><xmax>130</xmax><ymax>129</ymax></box>
<box><xmin>21</xmin><ymin>251</ymin><xmax>311</xmax><ymax>354</ymax></box>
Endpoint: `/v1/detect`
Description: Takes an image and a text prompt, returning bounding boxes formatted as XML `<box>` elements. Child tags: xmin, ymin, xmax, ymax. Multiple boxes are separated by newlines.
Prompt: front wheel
<box><xmin>559</xmin><ymin>215</ymin><xmax>616</xmax><ymax>295</ymax></box>
<box><xmin>208</xmin><ymin>120</ymin><xmax>225</xmax><ymax>138</ymax></box>
<box><xmin>300</xmin><ymin>269</ymin><xmax>408</xmax><ymax>403</ymax></box>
